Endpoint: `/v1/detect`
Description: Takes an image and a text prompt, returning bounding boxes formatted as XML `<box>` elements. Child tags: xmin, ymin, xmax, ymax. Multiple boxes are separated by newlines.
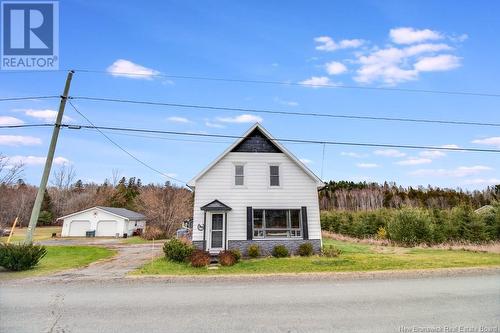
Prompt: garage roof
<box><xmin>59</xmin><ymin>206</ymin><xmax>146</xmax><ymax>221</ymax></box>
<box><xmin>96</xmin><ymin>207</ymin><xmax>146</xmax><ymax>220</ymax></box>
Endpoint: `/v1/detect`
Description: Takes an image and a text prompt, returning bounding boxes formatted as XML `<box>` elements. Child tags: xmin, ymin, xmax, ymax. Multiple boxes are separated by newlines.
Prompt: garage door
<box><xmin>96</xmin><ymin>220</ymin><xmax>118</xmax><ymax>237</ymax></box>
<box><xmin>68</xmin><ymin>220</ymin><xmax>91</xmax><ymax>236</ymax></box>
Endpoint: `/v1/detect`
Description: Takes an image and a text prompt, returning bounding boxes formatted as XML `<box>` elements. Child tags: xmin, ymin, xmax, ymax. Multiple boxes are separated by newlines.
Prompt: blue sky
<box><xmin>0</xmin><ymin>0</ymin><xmax>499</xmax><ymax>189</ymax></box>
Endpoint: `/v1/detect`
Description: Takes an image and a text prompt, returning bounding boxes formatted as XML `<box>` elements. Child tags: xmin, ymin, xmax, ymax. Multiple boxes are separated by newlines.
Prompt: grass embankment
<box><xmin>133</xmin><ymin>238</ymin><xmax>500</xmax><ymax>276</ymax></box>
<box><xmin>0</xmin><ymin>245</ymin><xmax>115</xmax><ymax>279</ymax></box>
<box><xmin>0</xmin><ymin>226</ymin><xmax>62</xmax><ymax>243</ymax></box>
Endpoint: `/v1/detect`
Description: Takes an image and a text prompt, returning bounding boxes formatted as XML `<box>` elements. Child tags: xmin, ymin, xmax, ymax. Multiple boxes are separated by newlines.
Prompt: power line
<box><xmin>0</xmin><ymin>95</ymin><xmax>59</xmax><ymax>102</ymax></box>
<box><xmin>72</xmin><ymin>69</ymin><xmax>500</xmax><ymax>98</ymax></box>
<box><xmin>67</xmin><ymin>101</ymin><xmax>187</xmax><ymax>185</ymax></box>
<box><xmin>0</xmin><ymin>124</ymin><xmax>53</xmax><ymax>129</ymax></box>
<box><xmin>71</xmin><ymin>96</ymin><xmax>500</xmax><ymax>127</ymax></box>
<box><xmin>61</xmin><ymin>122</ymin><xmax>500</xmax><ymax>153</ymax></box>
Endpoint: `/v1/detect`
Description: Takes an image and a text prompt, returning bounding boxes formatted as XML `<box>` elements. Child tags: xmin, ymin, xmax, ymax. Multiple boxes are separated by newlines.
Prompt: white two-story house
<box><xmin>187</xmin><ymin>123</ymin><xmax>325</xmax><ymax>255</ymax></box>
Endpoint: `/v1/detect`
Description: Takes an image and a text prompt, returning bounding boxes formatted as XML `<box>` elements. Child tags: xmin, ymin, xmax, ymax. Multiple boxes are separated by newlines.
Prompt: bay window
<box><xmin>253</xmin><ymin>209</ymin><xmax>302</xmax><ymax>238</ymax></box>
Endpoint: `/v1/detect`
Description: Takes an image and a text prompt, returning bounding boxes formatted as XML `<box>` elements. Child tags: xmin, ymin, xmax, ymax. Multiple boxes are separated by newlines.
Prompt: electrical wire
<box><xmin>67</xmin><ymin>101</ymin><xmax>187</xmax><ymax>184</ymax></box>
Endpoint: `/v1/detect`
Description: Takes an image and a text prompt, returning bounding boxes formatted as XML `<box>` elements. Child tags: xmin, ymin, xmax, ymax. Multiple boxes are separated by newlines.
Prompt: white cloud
<box><xmin>441</xmin><ymin>144</ymin><xmax>461</xmax><ymax>149</ymax></box>
<box><xmin>20</xmin><ymin>109</ymin><xmax>73</xmax><ymax>122</ymax></box>
<box><xmin>472</xmin><ymin>137</ymin><xmax>500</xmax><ymax>148</ymax></box>
<box><xmin>390</xmin><ymin>27</ymin><xmax>443</xmax><ymax>44</ymax></box>
<box><xmin>0</xmin><ymin>135</ymin><xmax>41</xmax><ymax>146</ymax></box>
<box><xmin>325</xmin><ymin>61</ymin><xmax>347</xmax><ymax>75</ymax></box>
<box><xmin>167</xmin><ymin>116</ymin><xmax>190</xmax><ymax>123</ymax></box>
<box><xmin>356</xmin><ymin>163</ymin><xmax>379</xmax><ymax>168</ymax></box>
<box><xmin>396</xmin><ymin>157</ymin><xmax>432</xmax><ymax>166</ymax></box>
<box><xmin>419</xmin><ymin>150</ymin><xmax>446</xmax><ymax>158</ymax></box>
<box><xmin>299</xmin><ymin>158</ymin><xmax>313</xmax><ymax>164</ymax></box>
<box><xmin>205</xmin><ymin>121</ymin><xmax>225</xmax><ymax>128</ymax></box>
<box><xmin>341</xmin><ymin>152</ymin><xmax>366</xmax><ymax>158</ymax></box>
<box><xmin>274</xmin><ymin>97</ymin><xmax>299</xmax><ymax>107</ymax></box>
<box><xmin>404</xmin><ymin>43</ymin><xmax>452</xmax><ymax>56</ymax></box>
<box><xmin>0</xmin><ymin>116</ymin><xmax>24</xmax><ymax>126</ymax></box>
<box><xmin>463</xmin><ymin>178</ymin><xmax>500</xmax><ymax>185</ymax></box>
<box><xmin>314</xmin><ymin>36</ymin><xmax>364</xmax><ymax>52</ymax></box>
<box><xmin>374</xmin><ymin>149</ymin><xmax>406</xmax><ymax>157</ymax></box>
<box><xmin>414</xmin><ymin>54</ymin><xmax>461</xmax><ymax>72</ymax></box>
<box><xmin>106</xmin><ymin>59</ymin><xmax>160</xmax><ymax>79</ymax></box>
<box><xmin>8</xmin><ymin>155</ymin><xmax>69</xmax><ymax>166</ymax></box>
<box><xmin>410</xmin><ymin>165</ymin><xmax>493</xmax><ymax>178</ymax></box>
<box><xmin>299</xmin><ymin>76</ymin><xmax>331</xmax><ymax>88</ymax></box>
<box><xmin>216</xmin><ymin>114</ymin><xmax>263</xmax><ymax>123</ymax></box>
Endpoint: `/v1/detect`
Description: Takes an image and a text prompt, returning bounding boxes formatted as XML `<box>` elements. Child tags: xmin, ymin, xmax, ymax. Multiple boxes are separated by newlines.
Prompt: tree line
<box><xmin>319</xmin><ymin>180</ymin><xmax>499</xmax><ymax>211</ymax></box>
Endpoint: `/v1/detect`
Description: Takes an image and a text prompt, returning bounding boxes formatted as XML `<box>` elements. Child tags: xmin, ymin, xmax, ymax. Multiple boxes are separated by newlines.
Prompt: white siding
<box><xmin>61</xmin><ymin>208</ymin><xmax>145</xmax><ymax>237</ymax></box>
<box><xmin>192</xmin><ymin>152</ymin><xmax>321</xmax><ymax>242</ymax></box>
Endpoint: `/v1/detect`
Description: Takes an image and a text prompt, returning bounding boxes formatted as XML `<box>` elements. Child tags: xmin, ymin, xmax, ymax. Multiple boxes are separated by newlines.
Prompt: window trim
<box><xmin>252</xmin><ymin>208</ymin><xmax>302</xmax><ymax>239</ymax></box>
<box><xmin>268</xmin><ymin>163</ymin><xmax>281</xmax><ymax>188</ymax></box>
<box><xmin>233</xmin><ymin>162</ymin><xmax>246</xmax><ymax>187</ymax></box>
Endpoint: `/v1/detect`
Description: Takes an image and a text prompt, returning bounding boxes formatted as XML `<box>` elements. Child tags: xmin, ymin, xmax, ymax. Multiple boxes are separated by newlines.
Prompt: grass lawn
<box><xmin>0</xmin><ymin>226</ymin><xmax>62</xmax><ymax>243</ymax></box>
<box><xmin>133</xmin><ymin>238</ymin><xmax>500</xmax><ymax>276</ymax></box>
<box><xmin>0</xmin><ymin>246</ymin><xmax>115</xmax><ymax>279</ymax></box>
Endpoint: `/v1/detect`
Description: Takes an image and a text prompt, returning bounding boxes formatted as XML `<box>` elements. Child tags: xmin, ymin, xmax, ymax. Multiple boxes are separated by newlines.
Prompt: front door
<box><xmin>208</xmin><ymin>213</ymin><xmax>224</xmax><ymax>252</ymax></box>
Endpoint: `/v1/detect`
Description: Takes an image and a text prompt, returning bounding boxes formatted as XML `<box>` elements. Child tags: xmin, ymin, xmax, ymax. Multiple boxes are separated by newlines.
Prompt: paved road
<box><xmin>1</xmin><ymin>273</ymin><xmax>499</xmax><ymax>333</ymax></box>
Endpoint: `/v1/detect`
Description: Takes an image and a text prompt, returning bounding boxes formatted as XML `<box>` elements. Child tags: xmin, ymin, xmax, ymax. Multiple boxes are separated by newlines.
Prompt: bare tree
<box><xmin>0</xmin><ymin>154</ymin><xmax>24</xmax><ymax>185</ymax></box>
<box><xmin>111</xmin><ymin>168</ymin><xmax>121</xmax><ymax>187</ymax></box>
<box><xmin>50</xmin><ymin>163</ymin><xmax>76</xmax><ymax>190</ymax></box>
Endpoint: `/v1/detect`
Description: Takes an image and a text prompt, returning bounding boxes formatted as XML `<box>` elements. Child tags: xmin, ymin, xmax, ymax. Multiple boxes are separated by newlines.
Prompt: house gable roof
<box><xmin>187</xmin><ymin>123</ymin><xmax>324</xmax><ymax>188</ymax></box>
<box><xmin>58</xmin><ymin>206</ymin><xmax>146</xmax><ymax>221</ymax></box>
<box><xmin>200</xmin><ymin>199</ymin><xmax>232</xmax><ymax>211</ymax></box>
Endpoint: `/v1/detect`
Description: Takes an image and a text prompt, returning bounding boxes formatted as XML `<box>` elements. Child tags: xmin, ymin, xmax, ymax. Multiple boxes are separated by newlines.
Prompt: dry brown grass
<box><xmin>321</xmin><ymin>231</ymin><xmax>500</xmax><ymax>254</ymax></box>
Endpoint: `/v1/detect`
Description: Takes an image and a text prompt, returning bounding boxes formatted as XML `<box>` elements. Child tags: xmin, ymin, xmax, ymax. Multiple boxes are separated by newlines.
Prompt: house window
<box><xmin>235</xmin><ymin>165</ymin><xmax>244</xmax><ymax>186</ymax></box>
<box><xmin>270</xmin><ymin>165</ymin><xmax>280</xmax><ymax>186</ymax></box>
<box><xmin>253</xmin><ymin>209</ymin><xmax>301</xmax><ymax>238</ymax></box>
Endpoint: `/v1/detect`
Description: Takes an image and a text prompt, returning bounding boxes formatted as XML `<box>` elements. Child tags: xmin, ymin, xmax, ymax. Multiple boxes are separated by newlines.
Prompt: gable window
<box><xmin>235</xmin><ymin>165</ymin><xmax>244</xmax><ymax>186</ymax></box>
<box><xmin>252</xmin><ymin>209</ymin><xmax>301</xmax><ymax>238</ymax></box>
<box><xmin>269</xmin><ymin>165</ymin><xmax>280</xmax><ymax>186</ymax></box>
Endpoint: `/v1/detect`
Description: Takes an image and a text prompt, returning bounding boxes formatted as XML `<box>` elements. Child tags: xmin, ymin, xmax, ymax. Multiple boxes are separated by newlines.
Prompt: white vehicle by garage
<box><xmin>60</xmin><ymin>206</ymin><xmax>146</xmax><ymax>237</ymax></box>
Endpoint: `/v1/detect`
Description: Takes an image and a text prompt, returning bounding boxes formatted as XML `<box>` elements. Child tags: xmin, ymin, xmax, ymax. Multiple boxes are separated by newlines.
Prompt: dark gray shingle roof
<box><xmin>96</xmin><ymin>206</ymin><xmax>146</xmax><ymax>220</ymax></box>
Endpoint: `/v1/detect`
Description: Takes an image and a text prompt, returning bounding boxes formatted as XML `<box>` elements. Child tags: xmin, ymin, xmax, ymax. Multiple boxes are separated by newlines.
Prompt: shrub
<box><xmin>247</xmin><ymin>244</ymin><xmax>260</xmax><ymax>258</ymax></box>
<box><xmin>0</xmin><ymin>243</ymin><xmax>47</xmax><ymax>271</ymax></box>
<box><xmin>229</xmin><ymin>249</ymin><xmax>241</xmax><ymax>262</ymax></box>
<box><xmin>297</xmin><ymin>242</ymin><xmax>313</xmax><ymax>256</ymax></box>
<box><xmin>322</xmin><ymin>245</ymin><xmax>342</xmax><ymax>258</ymax></box>
<box><xmin>189</xmin><ymin>249</ymin><xmax>211</xmax><ymax>267</ymax></box>
<box><xmin>218</xmin><ymin>250</ymin><xmax>237</xmax><ymax>266</ymax></box>
<box><xmin>272</xmin><ymin>244</ymin><xmax>289</xmax><ymax>258</ymax></box>
<box><xmin>386</xmin><ymin>208</ymin><xmax>433</xmax><ymax>246</ymax></box>
<box><xmin>163</xmin><ymin>238</ymin><xmax>194</xmax><ymax>262</ymax></box>
<box><xmin>142</xmin><ymin>226</ymin><xmax>168</xmax><ymax>240</ymax></box>
<box><xmin>376</xmin><ymin>227</ymin><xmax>387</xmax><ymax>240</ymax></box>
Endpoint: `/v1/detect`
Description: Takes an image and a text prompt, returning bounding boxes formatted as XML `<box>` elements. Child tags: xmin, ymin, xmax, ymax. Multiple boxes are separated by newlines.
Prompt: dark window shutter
<box><xmin>301</xmin><ymin>206</ymin><xmax>309</xmax><ymax>240</ymax></box>
<box><xmin>247</xmin><ymin>207</ymin><xmax>253</xmax><ymax>240</ymax></box>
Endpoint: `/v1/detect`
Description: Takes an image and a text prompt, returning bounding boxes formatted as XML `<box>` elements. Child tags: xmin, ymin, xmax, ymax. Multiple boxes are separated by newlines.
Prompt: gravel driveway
<box><xmin>30</xmin><ymin>240</ymin><xmax>165</xmax><ymax>281</ymax></box>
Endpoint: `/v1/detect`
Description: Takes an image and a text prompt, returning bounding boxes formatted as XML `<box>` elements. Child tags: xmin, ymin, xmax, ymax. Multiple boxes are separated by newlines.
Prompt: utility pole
<box><xmin>25</xmin><ymin>70</ymin><xmax>74</xmax><ymax>244</ymax></box>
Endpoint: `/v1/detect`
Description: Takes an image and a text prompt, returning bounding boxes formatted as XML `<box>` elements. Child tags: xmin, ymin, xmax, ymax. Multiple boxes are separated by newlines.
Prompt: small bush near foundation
<box><xmin>218</xmin><ymin>250</ymin><xmax>237</xmax><ymax>266</ymax></box>
<box><xmin>163</xmin><ymin>238</ymin><xmax>194</xmax><ymax>262</ymax></box>
<box><xmin>0</xmin><ymin>243</ymin><xmax>47</xmax><ymax>271</ymax></box>
<box><xmin>272</xmin><ymin>244</ymin><xmax>289</xmax><ymax>258</ymax></box>
<box><xmin>322</xmin><ymin>245</ymin><xmax>342</xmax><ymax>258</ymax></box>
<box><xmin>229</xmin><ymin>249</ymin><xmax>241</xmax><ymax>262</ymax></box>
<box><xmin>297</xmin><ymin>242</ymin><xmax>314</xmax><ymax>257</ymax></box>
<box><xmin>189</xmin><ymin>249</ymin><xmax>211</xmax><ymax>267</ymax></box>
<box><xmin>247</xmin><ymin>244</ymin><xmax>260</xmax><ymax>258</ymax></box>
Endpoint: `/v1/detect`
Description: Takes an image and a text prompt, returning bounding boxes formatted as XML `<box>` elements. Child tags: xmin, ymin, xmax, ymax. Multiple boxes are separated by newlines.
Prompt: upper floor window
<box><xmin>270</xmin><ymin>165</ymin><xmax>280</xmax><ymax>186</ymax></box>
<box><xmin>235</xmin><ymin>165</ymin><xmax>244</xmax><ymax>186</ymax></box>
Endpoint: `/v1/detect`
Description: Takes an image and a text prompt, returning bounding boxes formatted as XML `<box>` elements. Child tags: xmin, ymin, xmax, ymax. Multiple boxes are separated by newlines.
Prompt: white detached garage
<box><xmin>60</xmin><ymin>206</ymin><xmax>146</xmax><ymax>237</ymax></box>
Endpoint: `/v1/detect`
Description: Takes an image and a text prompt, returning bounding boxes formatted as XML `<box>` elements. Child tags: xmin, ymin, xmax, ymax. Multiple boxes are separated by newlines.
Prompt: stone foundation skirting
<box><xmin>228</xmin><ymin>239</ymin><xmax>321</xmax><ymax>256</ymax></box>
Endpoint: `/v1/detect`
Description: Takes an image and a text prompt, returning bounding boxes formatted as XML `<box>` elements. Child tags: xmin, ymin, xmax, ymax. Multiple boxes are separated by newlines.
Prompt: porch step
<box><xmin>209</xmin><ymin>254</ymin><xmax>219</xmax><ymax>264</ymax></box>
